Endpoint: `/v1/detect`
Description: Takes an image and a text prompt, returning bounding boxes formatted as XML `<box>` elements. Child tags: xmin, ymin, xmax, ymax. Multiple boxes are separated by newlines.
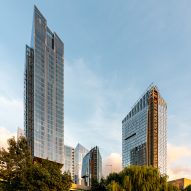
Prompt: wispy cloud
<box><xmin>167</xmin><ymin>143</ymin><xmax>191</xmax><ymax>164</ymax></box>
<box><xmin>0</xmin><ymin>96</ymin><xmax>23</xmax><ymax>131</ymax></box>
<box><xmin>64</xmin><ymin>58</ymin><xmax>127</xmax><ymax>157</ymax></box>
<box><xmin>168</xmin><ymin>166</ymin><xmax>191</xmax><ymax>181</ymax></box>
<box><xmin>102</xmin><ymin>153</ymin><xmax>122</xmax><ymax>177</ymax></box>
<box><xmin>167</xmin><ymin>143</ymin><xmax>191</xmax><ymax>180</ymax></box>
<box><xmin>0</xmin><ymin>96</ymin><xmax>23</xmax><ymax>149</ymax></box>
<box><xmin>0</xmin><ymin>126</ymin><xmax>16</xmax><ymax>149</ymax></box>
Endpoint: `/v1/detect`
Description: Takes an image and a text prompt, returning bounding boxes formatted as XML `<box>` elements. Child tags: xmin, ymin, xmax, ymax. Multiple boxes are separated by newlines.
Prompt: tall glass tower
<box><xmin>24</xmin><ymin>6</ymin><xmax>64</xmax><ymax>165</ymax></box>
<box><xmin>122</xmin><ymin>85</ymin><xmax>167</xmax><ymax>174</ymax></box>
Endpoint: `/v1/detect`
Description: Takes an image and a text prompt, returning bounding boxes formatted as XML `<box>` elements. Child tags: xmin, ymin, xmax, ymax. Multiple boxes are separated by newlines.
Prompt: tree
<box><xmin>0</xmin><ymin>136</ymin><xmax>33</xmax><ymax>190</ymax></box>
<box><xmin>185</xmin><ymin>185</ymin><xmax>191</xmax><ymax>191</ymax></box>
<box><xmin>91</xmin><ymin>178</ymin><xmax>107</xmax><ymax>191</ymax></box>
<box><xmin>106</xmin><ymin>172</ymin><xmax>121</xmax><ymax>186</ymax></box>
<box><xmin>167</xmin><ymin>184</ymin><xmax>179</xmax><ymax>191</ymax></box>
<box><xmin>0</xmin><ymin>136</ymin><xmax>72</xmax><ymax>191</ymax></box>
<box><xmin>107</xmin><ymin>181</ymin><xmax>122</xmax><ymax>191</ymax></box>
<box><xmin>105</xmin><ymin>165</ymin><xmax>172</xmax><ymax>191</ymax></box>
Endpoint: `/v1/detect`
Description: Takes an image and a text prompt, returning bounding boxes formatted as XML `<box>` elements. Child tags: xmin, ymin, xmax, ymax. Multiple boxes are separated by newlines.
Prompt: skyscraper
<box><xmin>74</xmin><ymin>143</ymin><xmax>89</xmax><ymax>184</ymax></box>
<box><xmin>81</xmin><ymin>146</ymin><xmax>102</xmax><ymax>187</ymax></box>
<box><xmin>24</xmin><ymin>6</ymin><xmax>64</xmax><ymax>165</ymax></box>
<box><xmin>63</xmin><ymin>145</ymin><xmax>74</xmax><ymax>179</ymax></box>
<box><xmin>122</xmin><ymin>85</ymin><xmax>167</xmax><ymax>174</ymax></box>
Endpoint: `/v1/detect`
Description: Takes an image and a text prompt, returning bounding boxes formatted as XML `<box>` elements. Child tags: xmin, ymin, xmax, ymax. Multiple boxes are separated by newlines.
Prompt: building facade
<box><xmin>63</xmin><ymin>145</ymin><xmax>74</xmax><ymax>179</ymax></box>
<box><xmin>169</xmin><ymin>178</ymin><xmax>191</xmax><ymax>190</ymax></box>
<box><xmin>74</xmin><ymin>143</ymin><xmax>89</xmax><ymax>184</ymax></box>
<box><xmin>81</xmin><ymin>146</ymin><xmax>102</xmax><ymax>187</ymax></box>
<box><xmin>24</xmin><ymin>6</ymin><xmax>64</xmax><ymax>165</ymax></box>
<box><xmin>122</xmin><ymin>85</ymin><xmax>167</xmax><ymax>174</ymax></box>
<box><xmin>17</xmin><ymin>127</ymin><xmax>24</xmax><ymax>140</ymax></box>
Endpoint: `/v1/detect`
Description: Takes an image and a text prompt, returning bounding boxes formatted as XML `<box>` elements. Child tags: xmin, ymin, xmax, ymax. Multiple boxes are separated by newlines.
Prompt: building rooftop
<box><xmin>122</xmin><ymin>83</ymin><xmax>166</xmax><ymax>123</ymax></box>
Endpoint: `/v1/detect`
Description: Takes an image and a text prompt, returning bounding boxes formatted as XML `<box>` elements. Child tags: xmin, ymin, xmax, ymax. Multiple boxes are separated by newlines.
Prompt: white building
<box><xmin>63</xmin><ymin>145</ymin><xmax>74</xmax><ymax>179</ymax></box>
<box><xmin>74</xmin><ymin>143</ymin><xmax>89</xmax><ymax>184</ymax></box>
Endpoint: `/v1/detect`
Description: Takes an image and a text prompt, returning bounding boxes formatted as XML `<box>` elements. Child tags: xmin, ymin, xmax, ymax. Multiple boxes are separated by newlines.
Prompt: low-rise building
<box><xmin>70</xmin><ymin>183</ymin><xmax>90</xmax><ymax>191</ymax></box>
<box><xmin>169</xmin><ymin>178</ymin><xmax>191</xmax><ymax>190</ymax></box>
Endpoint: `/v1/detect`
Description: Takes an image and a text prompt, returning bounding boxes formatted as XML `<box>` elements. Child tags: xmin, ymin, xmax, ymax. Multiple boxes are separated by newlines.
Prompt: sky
<box><xmin>0</xmin><ymin>0</ymin><xmax>191</xmax><ymax>179</ymax></box>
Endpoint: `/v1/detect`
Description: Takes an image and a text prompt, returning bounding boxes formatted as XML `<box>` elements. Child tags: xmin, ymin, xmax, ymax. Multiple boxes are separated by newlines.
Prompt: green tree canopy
<box><xmin>106</xmin><ymin>165</ymin><xmax>169</xmax><ymax>191</ymax></box>
<box><xmin>167</xmin><ymin>183</ymin><xmax>179</xmax><ymax>191</ymax></box>
<box><xmin>91</xmin><ymin>178</ymin><xmax>107</xmax><ymax>191</ymax></box>
<box><xmin>184</xmin><ymin>185</ymin><xmax>191</xmax><ymax>191</ymax></box>
<box><xmin>0</xmin><ymin>136</ymin><xmax>72</xmax><ymax>191</ymax></box>
<box><xmin>92</xmin><ymin>165</ymin><xmax>180</xmax><ymax>191</ymax></box>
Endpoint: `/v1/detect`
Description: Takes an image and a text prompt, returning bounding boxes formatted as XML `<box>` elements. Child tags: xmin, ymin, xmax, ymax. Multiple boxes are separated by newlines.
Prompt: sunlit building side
<box><xmin>81</xmin><ymin>146</ymin><xmax>102</xmax><ymax>187</ymax></box>
<box><xmin>63</xmin><ymin>145</ymin><xmax>74</xmax><ymax>180</ymax></box>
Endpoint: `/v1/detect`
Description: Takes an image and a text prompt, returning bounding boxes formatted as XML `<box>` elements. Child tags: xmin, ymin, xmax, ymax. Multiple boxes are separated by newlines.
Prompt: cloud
<box><xmin>0</xmin><ymin>96</ymin><xmax>23</xmax><ymax>109</ymax></box>
<box><xmin>0</xmin><ymin>96</ymin><xmax>22</xmax><ymax>149</ymax></box>
<box><xmin>64</xmin><ymin>58</ymin><xmax>125</xmax><ymax>156</ymax></box>
<box><xmin>65</xmin><ymin>58</ymin><xmax>102</xmax><ymax>97</ymax></box>
<box><xmin>168</xmin><ymin>166</ymin><xmax>191</xmax><ymax>181</ymax></box>
<box><xmin>102</xmin><ymin>153</ymin><xmax>122</xmax><ymax>177</ymax></box>
<box><xmin>0</xmin><ymin>126</ymin><xmax>16</xmax><ymax>149</ymax></box>
<box><xmin>167</xmin><ymin>143</ymin><xmax>191</xmax><ymax>180</ymax></box>
<box><xmin>0</xmin><ymin>96</ymin><xmax>23</xmax><ymax>132</ymax></box>
<box><xmin>167</xmin><ymin>143</ymin><xmax>191</xmax><ymax>164</ymax></box>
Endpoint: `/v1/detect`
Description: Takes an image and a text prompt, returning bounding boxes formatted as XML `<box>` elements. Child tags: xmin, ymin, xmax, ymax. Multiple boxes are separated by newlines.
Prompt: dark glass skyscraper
<box><xmin>24</xmin><ymin>6</ymin><xmax>64</xmax><ymax>165</ymax></box>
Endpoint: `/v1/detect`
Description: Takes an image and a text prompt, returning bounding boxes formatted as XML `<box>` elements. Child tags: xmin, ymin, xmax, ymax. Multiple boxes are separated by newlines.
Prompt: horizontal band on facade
<box><xmin>125</xmin><ymin>133</ymin><xmax>136</xmax><ymax>140</ymax></box>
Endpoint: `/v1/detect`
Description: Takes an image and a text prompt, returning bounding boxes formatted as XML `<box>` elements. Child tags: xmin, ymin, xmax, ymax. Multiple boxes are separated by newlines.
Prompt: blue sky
<box><xmin>1</xmin><ymin>0</ymin><xmax>191</xmax><ymax>178</ymax></box>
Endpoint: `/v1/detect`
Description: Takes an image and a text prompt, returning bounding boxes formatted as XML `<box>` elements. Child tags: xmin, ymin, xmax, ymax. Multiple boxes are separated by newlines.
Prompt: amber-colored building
<box><xmin>169</xmin><ymin>178</ymin><xmax>191</xmax><ymax>189</ymax></box>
